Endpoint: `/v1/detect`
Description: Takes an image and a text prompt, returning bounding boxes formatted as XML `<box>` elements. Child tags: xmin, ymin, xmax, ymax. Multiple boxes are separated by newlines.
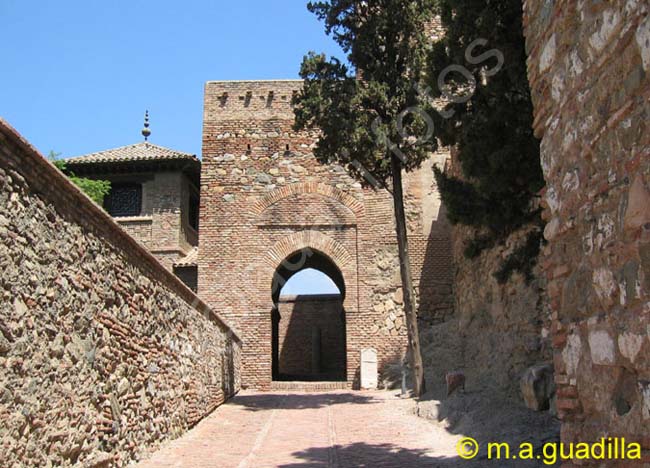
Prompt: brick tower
<box><xmin>199</xmin><ymin>80</ymin><xmax>452</xmax><ymax>390</ymax></box>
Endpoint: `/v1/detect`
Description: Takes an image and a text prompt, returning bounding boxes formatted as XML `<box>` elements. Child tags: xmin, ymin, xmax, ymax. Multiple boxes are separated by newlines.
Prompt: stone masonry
<box><xmin>419</xmin><ymin>144</ymin><xmax>552</xmax><ymax>398</ymax></box>
<box><xmin>419</xmin><ymin>221</ymin><xmax>553</xmax><ymax>398</ymax></box>
<box><xmin>524</xmin><ymin>0</ymin><xmax>650</xmax><ymax>463</ymax></box>
<box><xmin>0</xmin><ymin>120</ymin><xmax>241</xmax><ymax>467</ymax></box>
<box><xmin>199</xmin><ymin>80</ymin><xmax>453</xmax><ymax>390</ymax></box>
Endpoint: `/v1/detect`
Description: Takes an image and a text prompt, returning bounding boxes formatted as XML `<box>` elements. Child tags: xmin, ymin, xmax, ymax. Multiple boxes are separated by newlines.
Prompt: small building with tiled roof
<box><xmin>66</xmin><ymin>114</ymin><xmax>200</xmax><ymax>291</ymax></box>
<box><xmin>66</xmin><ymin>141</ymin><xmax>199</xmax><ymax>166</ymax></box>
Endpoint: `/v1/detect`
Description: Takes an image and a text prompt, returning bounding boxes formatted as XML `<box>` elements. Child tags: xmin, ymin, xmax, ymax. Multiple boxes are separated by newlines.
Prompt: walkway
<box><xmin>135</xmin><ymin>390</ymin><xmax>465</xmax><ymax>467</ymax></box>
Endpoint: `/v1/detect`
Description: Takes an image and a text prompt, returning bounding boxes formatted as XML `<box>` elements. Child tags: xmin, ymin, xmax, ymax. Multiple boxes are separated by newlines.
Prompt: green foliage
<box><xmin>296</xmin><ymin>0</ymin><xmax>436</xmax><ymax>397</ymax></box>
<box><xmin>463</xmin><ymin>233</ymin><xmax>496</xmax><ymax>259</ymax></box>
<box><xmin>48</xmin><ymin>151</ymin><xmax>111</xmax><ymax>206</ymax></box>
<box><xmin>293</xmin><ymin>0</ymin><xmax>438</xmax><ymax>183</ymax></box>
<box><xmin>427</xmin><ymin>0</ymin><xmax>545</xmax><ymax>283</ymax></box>
<box><xmin>68</xmin><ymin>176</ymin><xmax>111</xmax><ymax>206</ymax></box>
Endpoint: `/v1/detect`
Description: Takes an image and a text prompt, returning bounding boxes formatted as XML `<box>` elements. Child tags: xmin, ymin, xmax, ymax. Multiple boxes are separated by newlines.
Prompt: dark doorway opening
<box><xmin>271</xmin><ymin>249</ymin><xmax>347</xmax><ymax>382</ymax></box>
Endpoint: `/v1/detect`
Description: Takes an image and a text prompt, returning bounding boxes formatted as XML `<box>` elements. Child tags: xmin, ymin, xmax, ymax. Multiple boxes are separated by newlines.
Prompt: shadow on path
<box><xmin>279</xmin><ymin>442</ymin><xmax>444</xmax><ymax>467</ymax></box>
<box><xmin>228</xmin><ymin>391</ymin><xmax>380</xmax><ymax>412</ymax></box>
<box><xmin>279</xmin><ymin>441</ymin><xmax>558</xmax><ymax>467</ymax></box>
<box><xmin>416</xmin><ymin>389</ymin><xmax>560</xmax><ymax>467</ymax></box>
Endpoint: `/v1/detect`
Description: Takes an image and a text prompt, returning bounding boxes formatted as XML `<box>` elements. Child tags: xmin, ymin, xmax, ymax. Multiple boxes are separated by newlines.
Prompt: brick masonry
<box><xmin>523</xmin><ymin>0</ymin><xmax>650</xmax><ymax>461</ymax></box>
<box><xmin>276</xmin><ymin>294</ymin><xmax>346</xmax><ymax>379</ymax></box>
<box><xmin>84</xmin><ymin>169</ymin><xmax>199</xmax><ymax>272</ymax></box>
<box><xmin>0</xmin><ymin>119</ymin><xmax>241</xmax><ymax>467</ymax></box>
<box><xmin>198</xmin><ymin>80</ymin><xmax>454</xmax><ymax>390</ymax></box>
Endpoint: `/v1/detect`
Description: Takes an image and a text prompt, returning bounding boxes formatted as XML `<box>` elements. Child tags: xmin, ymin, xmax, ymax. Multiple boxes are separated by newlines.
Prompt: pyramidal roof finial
<box><xmin>142</xmin><ymin>110</ymin><xmax>151</xmax><ymax>142</ymax></box>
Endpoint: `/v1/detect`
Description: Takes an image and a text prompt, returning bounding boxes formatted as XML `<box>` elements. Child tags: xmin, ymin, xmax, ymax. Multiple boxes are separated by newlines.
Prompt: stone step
<box><xmin>270</xmin><ymin>381</ymin><xmax>350</xmax><ymax>392</ymax></box>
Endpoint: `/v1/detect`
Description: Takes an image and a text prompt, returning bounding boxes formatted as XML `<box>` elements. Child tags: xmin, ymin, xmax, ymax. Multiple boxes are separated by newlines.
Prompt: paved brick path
<box><xmin>135</xmin><ymin>390</ymin><xmax>465</xmax><ymax>467</ymax></box>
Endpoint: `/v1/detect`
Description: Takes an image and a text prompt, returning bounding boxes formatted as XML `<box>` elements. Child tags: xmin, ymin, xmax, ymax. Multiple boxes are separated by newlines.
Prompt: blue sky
<box><xmin>0</xmin><ymin>0</ymin><xmax>344</xmax><ymax>158</ymax></box>
<box><xmin>280</xmin><ymin>269</ymin><xmax>341</xmax><ymax>296</ymax></box>
<box><xmin>1</xmin><ymin>1</ymin><xmax>345</xmax><ymax>295</ymax></box>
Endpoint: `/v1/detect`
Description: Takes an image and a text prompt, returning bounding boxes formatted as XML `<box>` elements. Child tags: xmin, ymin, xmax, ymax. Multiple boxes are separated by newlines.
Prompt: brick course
<box><xmin>198</xmin><ymin>80</ymin><xmax>454</xmax><ymax>390</ymax></box>
<box><xmin>276</xmin><ymin>294</ymin><xmax>346</xmax><ymax>379</ymax></box>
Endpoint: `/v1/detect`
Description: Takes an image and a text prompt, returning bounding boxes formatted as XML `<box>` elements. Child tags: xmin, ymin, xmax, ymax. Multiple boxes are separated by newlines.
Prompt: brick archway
<box><xmin>251</xmin><ymin>182</ymin><xmax>365</xmax><ymax>219</ymax></box>
<box><xmin>270</xmin><ymin>248</ymin><xmax>348</xmax><ymax>382</ymax></box>
<box><xmin>260</xmin><ymin>231</ymin><xmax>358</xmax><ymax>386</ymax></box>
<box><xmin>263</xmin><ymin>230</ymin><xmax>355</xmax><ymax>270</ymax></box>
<box><xmin>200</xmin><ymin>80</ymin><xmax>445</xmax><ymax>390</ymax></box>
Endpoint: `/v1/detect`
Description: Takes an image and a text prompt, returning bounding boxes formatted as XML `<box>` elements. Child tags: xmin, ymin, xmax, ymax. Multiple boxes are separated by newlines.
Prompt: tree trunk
<box><xmin>390</xmin><ymin>152</ymin><xmax>426</xmax><ymax>397</ymax></box>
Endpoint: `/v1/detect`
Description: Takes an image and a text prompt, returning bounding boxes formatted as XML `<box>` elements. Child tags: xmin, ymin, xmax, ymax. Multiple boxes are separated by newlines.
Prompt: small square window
<box><xmin>105</xmin><ymin>183</ymin><xmax>142</xmax><ymax>217</ymax></box>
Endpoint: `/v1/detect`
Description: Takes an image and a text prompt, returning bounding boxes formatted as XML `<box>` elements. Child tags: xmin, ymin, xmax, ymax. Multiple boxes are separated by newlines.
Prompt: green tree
<box><xmin>48</xmin><ymin>151</ymin><xmax>111</xmax><ymax>206</ymax></box>
<box><xmin>428</xmin><ymin>0</ymin><xmax>545</xmax><ymax>283</ymax></box>
<box><xmin>293</xmin><ymin>0</ymin><xmax>437</xmax><ymax>396</ymax></box>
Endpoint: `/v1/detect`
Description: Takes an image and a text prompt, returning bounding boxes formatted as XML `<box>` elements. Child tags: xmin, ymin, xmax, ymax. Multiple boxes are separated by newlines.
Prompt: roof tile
<box><xmin>174</xmin><ymin>247</ymin><xmax>199</xmax><ymax>267</ymax></box>
<box><xmin>67</xmin><ymin>142</ymin><xmax>197</xmax><ymax>165</ymax></box>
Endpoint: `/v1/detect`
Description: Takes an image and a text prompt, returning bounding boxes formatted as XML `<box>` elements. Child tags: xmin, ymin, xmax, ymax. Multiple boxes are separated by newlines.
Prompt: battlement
<box><xmin>204</xmin><ymin>80</ymin><xmax>303</xmax><ymax>122</ymax></box>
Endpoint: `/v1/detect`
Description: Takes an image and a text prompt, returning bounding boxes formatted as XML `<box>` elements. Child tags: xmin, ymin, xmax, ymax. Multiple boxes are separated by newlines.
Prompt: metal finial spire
<box><xmin>141</xmin><ymin>110</ymin><xmax>151</xmax><ymax>141</ymax></box>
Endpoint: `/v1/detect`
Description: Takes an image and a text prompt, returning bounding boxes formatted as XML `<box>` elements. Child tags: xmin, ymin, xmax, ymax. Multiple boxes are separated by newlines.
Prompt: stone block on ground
<box><xmin>520</xmin><ymin>363</ymin><xmax>555</xmax><ymax>411</ymax></box>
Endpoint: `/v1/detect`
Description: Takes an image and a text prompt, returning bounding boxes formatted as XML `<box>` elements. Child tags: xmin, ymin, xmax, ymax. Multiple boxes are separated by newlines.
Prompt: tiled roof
<box><xmin>174</xmin><ymin>247</ymin><xmax>199</xmax><ymax>267</ymax></box>
<box><xmin>67</xmin><ymin>142</ymin><xmax>197</xmax><ymax>165</ymax></box>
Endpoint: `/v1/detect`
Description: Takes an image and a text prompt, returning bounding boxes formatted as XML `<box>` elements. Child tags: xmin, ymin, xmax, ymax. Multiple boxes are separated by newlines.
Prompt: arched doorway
<box><xmin>271</xmin><ymin>249</ymin><xmax>347</xmax><ymax>382</ymax></box>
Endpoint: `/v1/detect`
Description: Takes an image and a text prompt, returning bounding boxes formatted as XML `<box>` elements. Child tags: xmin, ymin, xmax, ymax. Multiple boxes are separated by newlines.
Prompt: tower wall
<box><xmin>199</xmin><ymin>80</ymin><xmax>453</xmax><ymax>389</ymax></box>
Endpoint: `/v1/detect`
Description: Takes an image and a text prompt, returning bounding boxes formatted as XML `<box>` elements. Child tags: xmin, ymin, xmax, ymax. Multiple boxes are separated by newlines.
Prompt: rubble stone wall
<box><xmin>523</xmin><ymin>0</ymin><xmax>650</xmax><ymax>458</ymax></box>
<box><xmin>425</xmin><ymin>223</ymin><xmax>552</xmax><ymax>396</ymax></box>
<box><xmin>0</xmin><ymin>120</ymin><xmax>241</xmax><ymax>467</ymax></box>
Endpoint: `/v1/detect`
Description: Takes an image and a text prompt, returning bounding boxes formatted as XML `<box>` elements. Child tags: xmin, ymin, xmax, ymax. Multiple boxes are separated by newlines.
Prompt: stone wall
<box><xmin>115</xmin><ymin>217</ymin><xmax>153</xmax><ymax>249</ymax></box>
<box><xmin>276</xmin><ymin>295</ymin><xmax>346</xmax><ymax>379</ymax></box>
<box><xmin>179</xmin><ymin>174</ymin><xmax>200</xmax><ymax>251</ymax></box>
<box><xmin>523</xmin><ymin>0</ymin><xmax>650</xmax><ymax>460</ymax></box>
<box><xmin>417</xmin><ymin>148</ymin><xmax>550</xmax><ymax>399</ymax></box>
<box><xmin>421</xmin><ymin>222</ymin><xmax>552</xmax><ymax>396</ymax></box>
<box><xmin>0</xmin><ymin>119</ymin><xmax>241</xmax><ymax>467</ymax></box>
<box><xmin>199</xmin><ymin>79</ymin><xmax>454</xmax><ymax>390</ymax></box>
<box><xmin>146</xmin><ymin>172</ymin><xmax>196</xmax><ymax>269</ymax></box>
<box><xmin>406</xmin><ymin>155</ymin><xmax>455</xmax><ymax>325</ymax></box>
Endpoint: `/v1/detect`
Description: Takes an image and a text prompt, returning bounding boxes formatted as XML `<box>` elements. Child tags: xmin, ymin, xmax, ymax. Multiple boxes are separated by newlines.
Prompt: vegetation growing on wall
<box><xmin>428</xmin><ymin>0</ymin><xmax>545</xmax><ymax>283</ymax></box>
<box><xmin>48</xmin><ymin>151</ymin><xmax>111</xmax><ymax>206</ymax></box>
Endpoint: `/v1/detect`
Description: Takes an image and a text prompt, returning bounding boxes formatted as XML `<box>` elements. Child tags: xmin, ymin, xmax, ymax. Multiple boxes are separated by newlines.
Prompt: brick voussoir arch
<box><xmin>263</xmin><ymin>230</ymin><xmax>354</xmax><ymax>270</ymax></box>
<box><xmin>251</xmin><ymin>182</ymin><xmax>364</xmax><ymax>219</ymax></box>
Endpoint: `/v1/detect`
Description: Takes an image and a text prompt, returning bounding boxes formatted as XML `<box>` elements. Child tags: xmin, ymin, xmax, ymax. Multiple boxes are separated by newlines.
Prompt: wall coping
<box><xmin>115</xmin><ymin>215</ymin><xmax>153</xmax><ymax>223</ymax></box>
<box><xmin>0</xmin><ymin>118</ymin><xmax>241</xmax><ymax>343</ymax></box>
<box><xmin>278</xmin><ymin>294</ymin><xmax>343</xmax><ymax>303</ymax></box>
<box><xmin>205</xmin><ymin>79</ymin><xmax>302</xmax><ymax>84</ymax></box>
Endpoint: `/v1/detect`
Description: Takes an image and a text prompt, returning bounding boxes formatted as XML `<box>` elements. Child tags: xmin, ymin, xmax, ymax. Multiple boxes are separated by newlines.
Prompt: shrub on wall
<box><xmin>428</xmin><ymin>0</ymin><xmax>545</xmax><ymax>283</ymax></box>
<box><xmin>48</xmin><ymin>151</ymin><xmax>111</xmax><ymax>206</ymax></box>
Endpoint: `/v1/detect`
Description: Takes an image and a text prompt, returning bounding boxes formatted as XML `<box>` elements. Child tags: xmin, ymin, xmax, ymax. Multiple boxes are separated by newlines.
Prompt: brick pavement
<box><xmin>135</xmin><ymin>390</ymin><xmax>465</xmax><ymax>467</ymax></box>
